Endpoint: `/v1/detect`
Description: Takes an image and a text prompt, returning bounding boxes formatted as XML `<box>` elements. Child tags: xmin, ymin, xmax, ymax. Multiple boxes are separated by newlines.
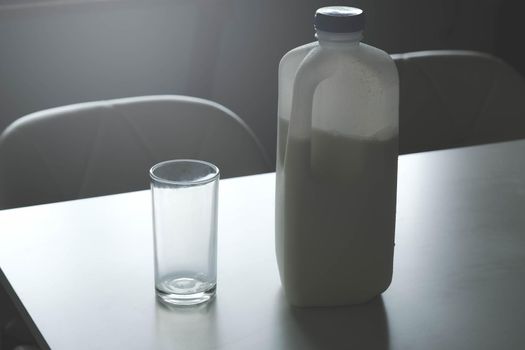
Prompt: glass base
<box><xmin>156</xmin><ymin>277</ymin><xmax>216</xmax><ymax>306</ymax></box>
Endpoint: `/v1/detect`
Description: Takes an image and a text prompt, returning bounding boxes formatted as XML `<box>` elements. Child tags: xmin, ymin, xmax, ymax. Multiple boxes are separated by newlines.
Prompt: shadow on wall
<box><xmin>0</xmin><ymin>0</ymin><xmax>325</xmax><ymax>165</ymax></box>
<box><xmin>0</xmin><ymin>0</ymin><xmax>521</xmax><ymax>164</ymax></box>
<box><xmin>494</xmin><ymin>1</ymin><xmax>525</xmax><ymax>78</ymax></box>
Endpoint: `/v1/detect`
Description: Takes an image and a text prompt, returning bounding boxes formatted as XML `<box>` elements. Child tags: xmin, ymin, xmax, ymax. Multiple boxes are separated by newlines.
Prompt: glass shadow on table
<box><xmin>277</xmin><ymin>290</ymin><xmax>390</xmax><ymax>350</ymax></box>
<box><xmin>155</xmin><ymin>297</ymin><xmax>220</xmax><ymax>349</ymax></box>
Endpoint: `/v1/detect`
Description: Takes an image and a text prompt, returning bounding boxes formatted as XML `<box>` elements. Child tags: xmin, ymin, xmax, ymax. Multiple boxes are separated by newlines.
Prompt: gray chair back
<box><xmin>393</xmin><ymin>50</ymin><xmax>525</xmax><ymax>154</ymax></box>
<box><xmin>0</xmin><ymin>95</ymin><xmax>271</xmax><ymax>209</ymax></box>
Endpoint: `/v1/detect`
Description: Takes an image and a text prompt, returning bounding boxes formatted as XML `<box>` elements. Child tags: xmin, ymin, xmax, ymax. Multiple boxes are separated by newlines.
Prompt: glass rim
<box><xmin>149</xmin><ymin>159</ymin><xmax>220</xmax><ymax>186</ymax></box>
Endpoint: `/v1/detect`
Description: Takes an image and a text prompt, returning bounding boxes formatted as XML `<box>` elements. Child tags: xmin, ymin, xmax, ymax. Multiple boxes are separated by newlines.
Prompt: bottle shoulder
<box><xmin>281</xmin><ymin>42</ymin><xmax>318</xmax><ymax>62</ymax></box>
<box><xmin>279</xmin><ymin>41</ymin><xmax>398</xmax><ymax>86</ymax></box>
<box><xmin>316</xmin><ymin>42</ymin><xmax>394</xmax><ymax>67</ymax></box>
<box><xmin>279</xmin><ymin>42</ymin><xmax>318</xmax><ymax>72</ymax></box>
<box><xmin>310</xmin><ymin>42</ymin><xmax>398</xmax><ymax>84</ymax></box>
<box><xmin>358</xmin><ymin>42</ymin><xmax>391</xmax><ymax>59</ymax></box>
<box><xmin>356</xmin><ymin>43</ymin><xmax>397</xmax><ymax>70</ymax></box>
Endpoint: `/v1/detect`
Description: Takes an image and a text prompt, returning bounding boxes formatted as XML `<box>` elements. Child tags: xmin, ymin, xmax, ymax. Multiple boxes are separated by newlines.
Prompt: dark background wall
<box><xmin>0</xmin><ymin>0</ymin><xmax>523</xmax><ymax>164</ymax></box>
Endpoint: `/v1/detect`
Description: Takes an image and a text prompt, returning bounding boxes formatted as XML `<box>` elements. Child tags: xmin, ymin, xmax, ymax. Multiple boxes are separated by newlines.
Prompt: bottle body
<box><xmin>276</xmin><ymin>36</ymin><xmax>399</xmax><ymax>306</ymax></box>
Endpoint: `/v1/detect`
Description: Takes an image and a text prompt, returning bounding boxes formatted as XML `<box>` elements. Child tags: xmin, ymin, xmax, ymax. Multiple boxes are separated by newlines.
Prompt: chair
<box><xmin>392</xmin><ymin>50</ymin><xmax>525</xmax><ymax>154</ymax></box>
<box><xmin>0</xmin><ymin>95</ymin><xmax>271</xmax><ymax>210</ymax></box>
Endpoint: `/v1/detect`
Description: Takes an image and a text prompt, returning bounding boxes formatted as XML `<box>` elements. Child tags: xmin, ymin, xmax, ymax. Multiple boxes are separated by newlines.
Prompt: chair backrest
<box><xmin>0</xmin><ymin>95</ymin><xmax>271</xmax><ymax>209</ymax></box>
<box><xmin>392</xmin><ymin>50</ymin><xmax>525</xmax><ymax>154</ymax></box>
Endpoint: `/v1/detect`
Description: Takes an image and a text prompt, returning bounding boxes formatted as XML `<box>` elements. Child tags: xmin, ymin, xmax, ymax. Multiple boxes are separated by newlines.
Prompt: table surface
<box><xmin>1</xmin><ymin>140</ymin><xmax>525</xmax><ymax>350</ymax></box>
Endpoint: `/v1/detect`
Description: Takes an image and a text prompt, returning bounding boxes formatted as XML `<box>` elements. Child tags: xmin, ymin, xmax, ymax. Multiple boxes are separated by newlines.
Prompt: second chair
<box><xmin>393</xmin><ymin>50</ymin><xmax>525</xmax><ymax>154</ymax></box>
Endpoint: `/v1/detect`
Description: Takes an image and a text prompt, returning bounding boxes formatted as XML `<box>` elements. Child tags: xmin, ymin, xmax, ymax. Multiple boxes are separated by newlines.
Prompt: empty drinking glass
<box><xmin>150</xmin><ymin>159</ymin><xmax>219</xmax><ymax>306</ymax></box>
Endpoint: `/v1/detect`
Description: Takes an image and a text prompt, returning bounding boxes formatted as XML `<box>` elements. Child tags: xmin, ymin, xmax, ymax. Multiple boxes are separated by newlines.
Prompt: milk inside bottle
<box><xmin>275</xmin><ymin>6</ymin><xmax>399</xmax><ymax>306</ymax></box>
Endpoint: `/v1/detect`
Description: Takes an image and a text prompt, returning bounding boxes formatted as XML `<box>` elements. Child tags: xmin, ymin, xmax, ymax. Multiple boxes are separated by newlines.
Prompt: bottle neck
<box><xmin>315</xmin><ymin>30</ymin><xmax>363</xmax><ymax>47</ymax></box>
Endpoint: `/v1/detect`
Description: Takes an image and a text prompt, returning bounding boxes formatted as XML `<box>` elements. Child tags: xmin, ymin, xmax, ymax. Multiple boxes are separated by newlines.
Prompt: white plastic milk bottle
<box><xmin>275</xmin><ymin>6</ymin><xmax>399</xmax><ymax>307</ymax></box>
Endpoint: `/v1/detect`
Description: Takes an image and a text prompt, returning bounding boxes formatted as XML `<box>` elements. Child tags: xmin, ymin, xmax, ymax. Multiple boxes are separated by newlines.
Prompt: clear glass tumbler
<box><xmin>150</xmin><ymin>159</ymin><xmax>219</xmax><ymax>306</ymax></box>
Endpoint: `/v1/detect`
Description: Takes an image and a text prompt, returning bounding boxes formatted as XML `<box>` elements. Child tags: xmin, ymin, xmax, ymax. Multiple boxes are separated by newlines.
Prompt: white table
<box><xmin>1</xmin><ymin>140</ymin><xmax>525</xmax><ymax>349</ymax></box>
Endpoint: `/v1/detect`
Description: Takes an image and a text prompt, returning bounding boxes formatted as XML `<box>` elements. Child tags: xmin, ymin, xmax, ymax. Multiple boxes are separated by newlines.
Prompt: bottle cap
<box><xmin>314</xmin><ymin>6</ymin><xmax>365</xmax><ymax>33</ymax></box>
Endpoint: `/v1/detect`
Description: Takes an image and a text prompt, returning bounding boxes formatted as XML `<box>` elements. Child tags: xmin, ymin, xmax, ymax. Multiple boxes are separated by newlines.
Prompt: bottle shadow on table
<box><xmin>277</xmin><ymin>290</ymin><xmax>390</xmax><ymax>350</ymax></box>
